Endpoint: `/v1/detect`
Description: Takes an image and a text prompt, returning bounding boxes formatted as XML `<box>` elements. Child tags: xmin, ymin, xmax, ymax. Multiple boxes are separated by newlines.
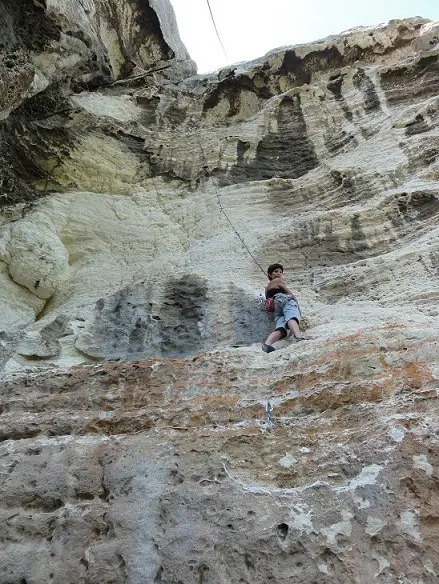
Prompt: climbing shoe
<box><xmin>262</xmin><ymin>344</ymin><xmax>275</xmax><ymax>353</ymax></box>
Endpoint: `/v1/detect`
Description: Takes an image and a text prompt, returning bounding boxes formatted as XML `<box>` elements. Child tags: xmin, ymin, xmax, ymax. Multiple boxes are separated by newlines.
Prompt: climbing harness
<box><xmin>259</xmin><ymin>293</ymin><xmax>274</xmax><ymax>312</ymax></box>
<box><xmin>264</xmin><ymin>298</ymin><xmax>275</xmax><ymax>312</ymax></box>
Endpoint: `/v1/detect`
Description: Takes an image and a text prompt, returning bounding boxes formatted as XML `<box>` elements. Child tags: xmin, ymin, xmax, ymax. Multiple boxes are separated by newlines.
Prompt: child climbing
<box><xmin>262</xmin><ymin>263</ymin><xmax>302</xmax><ymax>353</ymax></box>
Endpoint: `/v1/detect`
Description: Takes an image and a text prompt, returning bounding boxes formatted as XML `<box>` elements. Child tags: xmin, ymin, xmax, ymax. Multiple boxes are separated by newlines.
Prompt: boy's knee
<box><xmin>275</xmin><ymin>327</ymin><xmax>287</xmax><ymax>339</ymax></box>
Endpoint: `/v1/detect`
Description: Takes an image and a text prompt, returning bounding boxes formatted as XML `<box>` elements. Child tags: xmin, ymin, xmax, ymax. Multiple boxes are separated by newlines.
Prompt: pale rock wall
<box><xmin>1</xmin><ymin>16</ymin><xmax>438</xmax><ymax>368</ymax></box>
<box><xmin>0</xmin><ymin>0</ymin><xmax>195</xmax><ymax>205</ymax></box>
<box><xmin>1</xmin><ymin>5</ymin><xmax>439</xmax><ymax>583</ymax></box>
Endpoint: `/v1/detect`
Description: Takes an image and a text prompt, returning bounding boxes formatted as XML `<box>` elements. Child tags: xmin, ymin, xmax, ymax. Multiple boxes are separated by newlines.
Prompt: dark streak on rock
<box><xmin>271</xmin><ymin>34</ymin><xmax>417</xmax><ymax>96</ymax></box>
<box><xmin>132</xmin><ymin>0</ymin><xmax>174</xmax><ymax>62</ymax></box>
<box><xmin>350</xmin><ymin>214</ymin><xmax>368</xmax><ymax>252</ymax></box>
<box><xmin>277</xmin><ymin>44</ymin><xmax>385</xmax><ymax>86</ymax></box>
<box><xmin>0</xmin><ymin>51</ymin><xmax>35</xmax><ymax>113</ymax></box>
<box><xmin>278</xmin><ymin>50</ymin><xmax>312</xmax><ymax>84</ymax></box>
<box><xmin>163</xmin><ymin>100</ymin><xmax>187</xmax><ymax>128</ymax></box>
<box><xmin>136</xmin><ymin>95</ymin><xmax>160</xmax><ymax>126</ymax></box>
<box><xmin>75</xmin><ymin>277</ymin><xmax>210</xmax><ymax>360</ymax></box>
<box><xmin>115</xmin><ymin>130</ymin><xmax>148</xmax><ymax>160</ymax></box>
<box><xmin>405</xmin><ymin>114</ymin><xmax>430</xmax><ymax>136</ymax></box>
<box><xmin>353</xmin><ymin>69</ymin><xmax>381</xmax><ymax>112</ymax></box>
<box><xmin>0</xmin><ymin>0</ymin><xmax>61</xmax><ymax>52</ymax></box>
<box><xmin>380</xmin><ymin>54</ymin><xmax>439</xmax><ymax>105</ymax></box>
<box><xmin>402</xmin><ymin>142</ymin><xmax>439</xmax><ymax>175</ymax></box>
<box><xmin>236</xmin><ymin>140</ymin><xmax>250</xmax><ymax>164</ymax></box>
<box><xmin>159</xmin><ymin>275</ymin><xmax>209</xmax><ymax>357</ymax></box>
<box><xmin>101</xmin><ymin>0</ymin><xmax>174</xmax><ymax>79</ymax></box>
<box><xmin>202</xmin><ymin>75</ymin><xmax>271</xmax><ymax>117</ymax></box>
<box><xmin>396</xmin><ymin>191</ymin><xmax>439</xmax><ymax>221</ymax></box>
<box><xmin>430</xmin><ymin>251</ymin><xmax>439</xmax><ymax>274</ymax></box>
<box><xmin>327</xmin><ymin>73</ymin><xmax>353</xmax><ymax>122</ymax></box>
<box><xmin>324</xmin><ymin>129</ymin><xmax>357</xmax><ymax>154</ymax></box>
<box><xmin>0</xmin><ymin>84</ymin><xmax>75</xmax><ymax>207</ymax></box>
<box><xmin>327</xmin><ymin>74</ymin><xmax>344</xmax><ymax>99</ymax></box>
<box><xmin>225</xmin><ymin>95</ymin><xmax>318</xmax><ymax>184</ymax></box>
<box><xmin>13</xmin><ymin>83</ymin><xmax>71</xmax><ymax>121</ymax></box>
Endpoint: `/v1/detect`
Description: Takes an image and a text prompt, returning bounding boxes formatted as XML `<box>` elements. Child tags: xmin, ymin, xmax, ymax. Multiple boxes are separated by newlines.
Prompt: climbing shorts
<box><xmin>274</xmin><ymin>293</ymin><xmax>301</xmax><ymax>333</ymax></box>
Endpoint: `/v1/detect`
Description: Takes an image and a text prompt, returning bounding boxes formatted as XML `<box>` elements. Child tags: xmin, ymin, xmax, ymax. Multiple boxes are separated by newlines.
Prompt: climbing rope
<box><xmin>205</xmin><ymin>0</ymin><xmax>228</xmax><ymax>59</ymax></box>
<box><xmin>213</xmin><ymin>175</ymin><xmax>267</xmax><ymax>276</ymax></box>
<box><xmin>135</xmin><ymin>64</ymin><xmax>267</xmax><ymax>278</ymax></box>
<box><xmin>192</xmin><ymin>125</ymin><xmax>267</xmax><ymax>277</ymax></box>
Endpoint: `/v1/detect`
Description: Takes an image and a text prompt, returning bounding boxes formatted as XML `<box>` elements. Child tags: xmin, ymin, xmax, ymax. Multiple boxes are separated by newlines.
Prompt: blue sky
<box><xmin>170</xmin><ymin>0</ymin><xmax>439</xmax><ymax>73</ymax></box>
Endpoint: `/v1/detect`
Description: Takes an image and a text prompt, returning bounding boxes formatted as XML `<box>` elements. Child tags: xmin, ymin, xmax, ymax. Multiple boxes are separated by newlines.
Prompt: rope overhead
<box><xmin>206</xmin><ymin>0</ymin><xmax>228</xmax><ymax>58</ymax></box>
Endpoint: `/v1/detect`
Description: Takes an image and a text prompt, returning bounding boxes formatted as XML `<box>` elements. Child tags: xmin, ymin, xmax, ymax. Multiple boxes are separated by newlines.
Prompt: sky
<box><xmin>170</xmin><ymin>0</ymin><xmax>439</xmax><ymax>73</ymax></box>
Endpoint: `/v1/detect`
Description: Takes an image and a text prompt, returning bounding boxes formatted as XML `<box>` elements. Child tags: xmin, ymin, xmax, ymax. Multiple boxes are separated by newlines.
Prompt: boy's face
<box><xmin>270</xmin><ymin>268</ymin><xmax>283</xmax><ymax>279</ymax></box>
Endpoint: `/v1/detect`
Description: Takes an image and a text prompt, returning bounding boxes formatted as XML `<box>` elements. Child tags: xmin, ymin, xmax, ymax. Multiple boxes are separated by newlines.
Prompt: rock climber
<box><xmin>262</xmin><ymin>263</ymin><xmax>302</xmax><ymax>353</ymax></box>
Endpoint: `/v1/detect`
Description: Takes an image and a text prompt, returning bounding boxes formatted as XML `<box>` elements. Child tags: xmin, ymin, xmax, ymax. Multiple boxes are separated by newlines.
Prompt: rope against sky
<box><xmin>206</xmin><ymin>0</ymin><xmax>228</xmax><ymax>58</ymax></box>
<box><xmin>201</xmin><ymin>4</ymin><xmax>268</xmax><ymax>276</ymax></box>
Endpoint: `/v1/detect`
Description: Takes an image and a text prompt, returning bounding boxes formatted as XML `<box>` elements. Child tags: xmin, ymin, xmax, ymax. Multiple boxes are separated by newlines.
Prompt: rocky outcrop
<box><xmin>1</xmin><ymin>16</ymin><xmax>438</xmax><ymax>369</ymax></box>
<box><xmin>1</xmin><ymin>321</ymin><xmax>439</xmax><ymax>582</ymax></box>
<box><xmin>1</xmin><ymin>4</ymin><xmax>439</xmax><ymax>582</ymax></box>
<box><xmin>0</xmin><ymin>0</ymin><xmax>195</xmax><ymax>207</ymax></box>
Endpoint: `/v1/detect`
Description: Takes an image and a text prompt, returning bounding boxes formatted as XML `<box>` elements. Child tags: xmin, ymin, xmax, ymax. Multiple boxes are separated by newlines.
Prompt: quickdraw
<box><xmin>266</xmin><ymin>401</ymin><xmax>273</xmax><ymax>426</ymax></box>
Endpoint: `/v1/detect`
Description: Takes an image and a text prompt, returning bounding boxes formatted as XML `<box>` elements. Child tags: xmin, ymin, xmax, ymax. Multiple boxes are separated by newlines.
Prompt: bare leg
<box><xmin>265</xmin><ymin>329</ymin><xmax>284</xmax><ymax>346</ymax></box>
<box><xmin>287</xmin><ymin>319</ymin><xmax>302</xmax><ymax>340</ymax></box>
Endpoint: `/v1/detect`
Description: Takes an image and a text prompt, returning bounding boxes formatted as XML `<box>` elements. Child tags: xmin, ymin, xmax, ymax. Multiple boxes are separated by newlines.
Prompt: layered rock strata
<box><xmin>0</xmin><ymin>2</ymin><xmax>439</xmax><ymax>583</ymax></box>
<box><xmin>0</xmin><ymin>15</ymin><xmax>438</xmax><ymax>367</ymax></box>
<box><xmin>1</xmin><ymin>322</ymin><xmax>439</xmax><ymax>582</ymax></box>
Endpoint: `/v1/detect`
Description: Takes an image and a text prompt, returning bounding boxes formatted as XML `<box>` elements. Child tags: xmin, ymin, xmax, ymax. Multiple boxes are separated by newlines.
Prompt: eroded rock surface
<box><xmin>1</xmin><ymin>323</ymin><xmax>439</xmax><ymax>582</ymax></box>
<box><xmin>1</xmin><ymin>3</ymin><xmax>439</xmax><ymax>583</ymax></box>
<box><xmin>0</xmin><ymin>15</ymin><xmax>438</xmax><ymax>368</ymax></box>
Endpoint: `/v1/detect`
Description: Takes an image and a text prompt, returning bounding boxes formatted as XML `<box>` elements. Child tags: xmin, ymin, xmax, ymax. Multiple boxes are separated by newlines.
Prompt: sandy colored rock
<box><xmin>0</xmin><ymin>16</ymin><xmax>438</xmax><ymax>368</ymax></box>
<box><xmin>1</xmin><ymin>322</ymin><xmax>439</xmax><ymax>582</ymax></box>
<box><xmin>1</xmin><ymin>3</ymin><xmax>439</xmax><ymax>583</ymax></box>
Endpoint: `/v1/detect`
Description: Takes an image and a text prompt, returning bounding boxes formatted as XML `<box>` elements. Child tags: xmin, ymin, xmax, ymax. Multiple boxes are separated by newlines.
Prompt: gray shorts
<box><xmin>274</xmin><ymin>294</ymin><xmax>301</xmax><ymax>333</ymax></box>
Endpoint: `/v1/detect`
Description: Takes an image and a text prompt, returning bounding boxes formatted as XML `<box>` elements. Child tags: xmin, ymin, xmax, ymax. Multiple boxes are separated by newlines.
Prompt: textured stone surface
<box><xmin>1</xmin><ymin>322</ymin><xmax>439</xmax><ymax>582</ymax></box>
<box><xmin>0</xmin><ymin>5</ymin><xmax>439</xmax><ymax>583</ymax></box>
<box><xmin>0</xmin><ymin>16</ymin><xmax>438</xmax><ymax>369</ymax></box>
<box><xmin>0</xmin><ymin>0</ymin><xmax>195</xmax><ymax>207</ymax></box>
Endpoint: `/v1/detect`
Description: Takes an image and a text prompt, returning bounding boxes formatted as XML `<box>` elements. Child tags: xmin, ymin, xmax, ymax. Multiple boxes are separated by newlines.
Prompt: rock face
<box><xmin>1</xmin><ymin>323</ymin><xmax>439</xmax><ymax>583</ymax></box>
<box><xmin>1</xmin><ymin>3</ymin><xmax>439</xmax><ymax>582</ymax></box>
<box><xmin>1</xmin><ymin>14</ymin><xmax>438</xmax><ymax>368</ymax></box>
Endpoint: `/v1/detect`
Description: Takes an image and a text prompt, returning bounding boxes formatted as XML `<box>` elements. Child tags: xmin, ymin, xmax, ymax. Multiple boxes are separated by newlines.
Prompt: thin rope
<box><xmin>145</xmin><ymin>110</ymin><xmax>268</xmax><ymax>278</ymax></box>
<box><xmin>214</xmin><ymin>179</ymin><xmax>267</xmax><ymax>277</ymax></box>
<box><xmin>193</xmin><ymin>125</ymin><xmax>267</xmax><ymax>277</ymax></box>
<box><xmin>205</xmin><ymin>0</ymin><xmax>228</xmax><ymax>58</ymax></box>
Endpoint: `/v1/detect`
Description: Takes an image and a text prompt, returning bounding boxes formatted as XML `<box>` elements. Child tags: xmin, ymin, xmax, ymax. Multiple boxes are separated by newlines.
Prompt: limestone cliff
<box><xmin>0</xmin><ymin>1</ymin><xmax>439</xmax><ymax>582</ymax></box>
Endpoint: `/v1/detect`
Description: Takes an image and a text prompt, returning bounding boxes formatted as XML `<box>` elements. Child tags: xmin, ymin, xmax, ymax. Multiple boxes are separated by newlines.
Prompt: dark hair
<box><xmin>267</xmin><ymin>263</ymin><xmax>283</xmax><ymax>280</ymax></box>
